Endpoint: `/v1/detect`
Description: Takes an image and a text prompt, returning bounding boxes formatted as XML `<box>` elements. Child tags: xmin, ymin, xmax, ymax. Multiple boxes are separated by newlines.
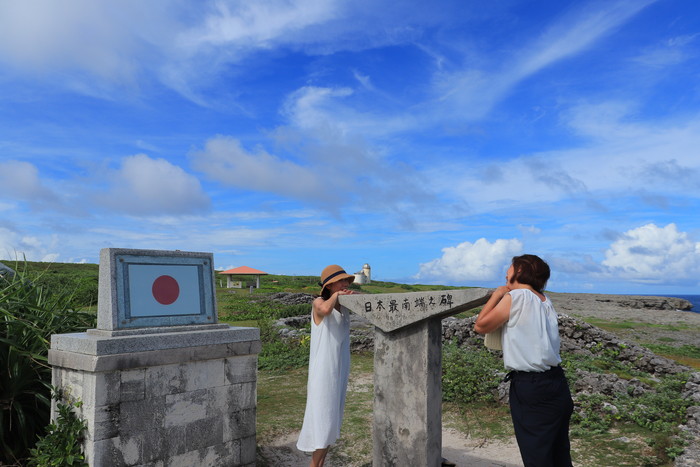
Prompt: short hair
<box><xmin>510</xmin><ymin>254</ymin><xmax>550</xmax><ymax>292</ymax></box>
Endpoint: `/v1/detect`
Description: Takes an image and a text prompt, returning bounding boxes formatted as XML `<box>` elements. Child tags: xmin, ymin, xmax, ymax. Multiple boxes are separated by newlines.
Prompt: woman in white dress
<box><xmin>297</xmin><ymin>265</ymin><xmax>358</xmax><ymax>467</ymax></box>
<box><xmin>475</xmin><ymin>254</ymin><xmax>573</xmax><ymax>467</ymax></box>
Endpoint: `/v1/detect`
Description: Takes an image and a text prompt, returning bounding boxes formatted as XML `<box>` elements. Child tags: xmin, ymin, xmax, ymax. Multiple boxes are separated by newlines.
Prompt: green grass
<box><xmin>3</xmin><ymin>260</ymin><xmax>696</xmax><ymax>466</ymax></box>
<box><xmin>1</xmin><ymin>259</ymin><xmax>99</xmax><ymax>311</ymax></box>
<box><xmin>442</xmin><ymin>401</ymin><xmax>513</xmax><ymax>441</ymax></box>
<box><xmin>256</xmin><ymin>353</ymin><xmax>375</xmax><ymax>466</ymax></box>
<box><xmin>580</xmin><ymin>316</ymin><xmax>700</xmax><ymax>369</ymax></box>
<box><xmin>257</xmin><ymin>346</ymin><xmax>690</xmax><ymax>467</ymax></box>
<box><xmin>585</xmin><ymin>317</ymin><xmax>695</xmax><ymax>332</ymax></box>
<box><xmin>644</xmin><ymin>344</ymin><xmax>700</xmax><ymax>370</ymax></box>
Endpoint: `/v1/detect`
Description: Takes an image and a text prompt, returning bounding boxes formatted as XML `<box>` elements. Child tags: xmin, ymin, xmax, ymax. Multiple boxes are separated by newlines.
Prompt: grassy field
<box><xmin>5</xmin><ymin>260</ymin><xmax>697</xmax><ymax>466</ymax></box>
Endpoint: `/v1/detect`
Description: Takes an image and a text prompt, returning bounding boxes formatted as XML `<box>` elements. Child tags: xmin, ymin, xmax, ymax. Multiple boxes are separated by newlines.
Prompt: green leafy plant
<box><xmin>29</xmin><ymin>389</ymin><xmax>88</xmax><ymax>467</ymax></box>
<box><xmin>442</xmin><ymin>343</ymin><xmax>502</xmax><ymax>404</ymax></box>
<box><xmin>257</xmin><ymin>318</ymin><xmax>310</xmax><ymax>371</ymax></box>
<box><xmin>0</xmin><ymin>261</ymin><xmax>95</xmax><ymax>464</ymax></box>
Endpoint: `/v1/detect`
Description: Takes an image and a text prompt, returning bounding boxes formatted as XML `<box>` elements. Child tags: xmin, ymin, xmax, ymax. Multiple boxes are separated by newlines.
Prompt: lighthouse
<box><xmin>354</xmin><ymin>263</ymin><xmax>371</xmax><ymax>285</ymax></box>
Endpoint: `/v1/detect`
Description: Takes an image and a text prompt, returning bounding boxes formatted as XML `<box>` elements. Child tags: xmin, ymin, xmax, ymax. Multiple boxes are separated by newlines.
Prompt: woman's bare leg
<box><xmin>310</xmin><ymin>447</ymin><xmax>329</xmax><ymax>467</ymax></box>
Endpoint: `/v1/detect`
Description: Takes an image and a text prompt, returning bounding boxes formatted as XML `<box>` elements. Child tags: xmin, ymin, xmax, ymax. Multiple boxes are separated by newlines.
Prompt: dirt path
<box><xmin>258</xmin><ymin>429</ymin><xmax>524</xmax><ymax>467</ymax></box>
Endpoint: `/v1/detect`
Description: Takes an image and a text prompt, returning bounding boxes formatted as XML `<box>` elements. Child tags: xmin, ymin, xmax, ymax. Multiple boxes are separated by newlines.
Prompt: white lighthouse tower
<box><xmin>354</xmin><ymin>263</ymin><xmax>371</xmax><ymax>285</ymax></box>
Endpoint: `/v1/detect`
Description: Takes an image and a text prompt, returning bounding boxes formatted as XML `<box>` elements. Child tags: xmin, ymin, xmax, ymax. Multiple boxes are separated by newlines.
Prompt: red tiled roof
<box><xmin>219</xmin><ymin>266</ymin><xmax>268</xmax><ymax>275</ymax></box>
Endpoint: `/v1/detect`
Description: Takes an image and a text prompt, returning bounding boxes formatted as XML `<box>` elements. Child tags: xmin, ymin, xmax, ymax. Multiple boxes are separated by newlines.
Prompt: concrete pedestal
<box><xmin>373</xmin><ymin>320</ymin><xmax>443</xmax><ymax>466</ymax></box>
<box><xmin>339</xmin><ymin>288</ymin><xmax>491</xmax><ymax>467</ymax></box>
<box><xmin>49</xmin><ymin>325</ymin><xmax>260</xmax><ymax>467</ymax></box>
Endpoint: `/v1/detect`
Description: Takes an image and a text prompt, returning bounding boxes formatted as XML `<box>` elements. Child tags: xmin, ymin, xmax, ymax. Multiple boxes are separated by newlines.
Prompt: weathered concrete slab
<box><xmin>338</xmin><ymin>288</ymin><xmax>490</xmax><ymax>332</ymax></box>
<box><xmin>51</xmin><ymin>326</ymin><xmax>259</xmax><ymax>356</ymax></box>
<box><xmin>373</xmin><ymin>319</ymin><xmax>443</xmax><ymax>465</ymax></box>
<box><xmin>51</xmin><ymin>327</ymin><xmax>260</xmax><ymax>466</ymax></box>
<box><xmin>339</xmin><ymin>288</ymin><xmax>491</xmax><ymax>466</ymax></box>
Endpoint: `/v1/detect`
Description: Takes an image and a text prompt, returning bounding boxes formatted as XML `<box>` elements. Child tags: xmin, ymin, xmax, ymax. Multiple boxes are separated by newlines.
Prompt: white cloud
<box><xmin>101</xmin><ymin>154</ymin><xmax>210</xmax><ymax>216</ymax></box>
<box><xmin>190</xmin><ymin>136</ymin><xmax>328</xmax><ymax>203</ymax></box>
<box><xmin>0</xmin><ymin>227</ymin><xmax>60</xmax><ymax>262</ymax></box>
<box><xmin>433</xmin><ymin>102</ymin><xmax>700</xmax><ymax>213</ymax></box>
<box><xmin>0</xmin><ymin>0</ymin><xmax>170</xmax><ymax>86</ymax></box>
<box><xmin>0</xmin><ymin>160</ymin><xmax>54</xmax><ymax>202</ymax></box>
<box><xmin>282</xmin><ymin>86</ymin><xmax>354</xmax><ymax>133</ymax></box>
<box><xmin>416</xmin><ymin>238</ymin><xmax>523</xmax><ymax>283</ymax></box>
<box><xmin>180</xmin><ymin>0</ymin><xmax>336</xmax><ymax>50</ymax></box>
<box><xmin>430</xmin><ymin>0</ymin><xmax>658</xmax><ymax>122</ymax></box>
<box><xmin>601</xmin><ymin>223</ymin><xmax>700</xmax><ymax>284</ymax></box>
<box><xmin>518</xmin><ymin>224</ymin><xmax>542</xmax><ymax>235</ymax></box>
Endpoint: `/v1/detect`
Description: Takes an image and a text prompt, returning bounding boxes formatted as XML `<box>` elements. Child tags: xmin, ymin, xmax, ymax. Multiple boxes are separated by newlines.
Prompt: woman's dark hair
<box><xmin>321</xmin><ymin>288</ymin><xmax>331</xmax><ymax>300</ymax></box>
<box><xmin>510</xmin><ymin>254</ymin><xmax>550</xmax><ymax>292</ymax></box>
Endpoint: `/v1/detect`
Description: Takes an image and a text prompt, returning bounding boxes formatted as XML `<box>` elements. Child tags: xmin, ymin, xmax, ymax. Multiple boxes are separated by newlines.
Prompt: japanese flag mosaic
<box><xmin>127</xmin><ymin>264</ymin><xmax>201</xmax><ymax>317</ymax></box>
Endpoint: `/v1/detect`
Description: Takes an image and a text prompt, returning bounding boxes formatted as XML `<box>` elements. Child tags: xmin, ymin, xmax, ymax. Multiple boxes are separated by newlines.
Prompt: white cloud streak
<box><xmin>431</xmin><ymin>0</ymin><xmax>659</xmax><ymax>121</ymax></box>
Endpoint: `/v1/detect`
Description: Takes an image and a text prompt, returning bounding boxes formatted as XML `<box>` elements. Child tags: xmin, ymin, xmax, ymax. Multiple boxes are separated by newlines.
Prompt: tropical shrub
<box><xmin>29</xmin><ymin>389</ymin><xmax>88</xmax><ymax>467</ymax></box>
<box><xmin>257</xmin><ymin>318</ymin><xmax>310</xmax><ymax>371</ymax></box>
<box><xmin>442</xmin><ymin>343</ymin><xmax>502</xmax><ymax>404</ymax></box>
<box><xmin>0</xmin><ymin>263</ymin><xmax>95</xmax><ymax>465</ymax></box>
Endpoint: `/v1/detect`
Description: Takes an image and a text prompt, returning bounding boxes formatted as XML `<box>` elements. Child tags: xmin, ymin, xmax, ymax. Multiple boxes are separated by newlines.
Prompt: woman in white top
<box><xmin>297</xmin><ymin>265</ymin><xmax>358</xmax><ymax>467</ymax></box>
<box><xmin>475</xmin><ymin>254</ymin><xmax>573</xmax><ymax>467</ymax></box>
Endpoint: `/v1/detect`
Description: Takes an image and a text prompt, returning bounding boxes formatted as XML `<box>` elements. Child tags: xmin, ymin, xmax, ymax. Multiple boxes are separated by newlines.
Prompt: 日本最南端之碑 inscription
<box><xmin>340</xmin><ymin>288</ymin><xmax>490</xmax><ymax>333</ymax></box>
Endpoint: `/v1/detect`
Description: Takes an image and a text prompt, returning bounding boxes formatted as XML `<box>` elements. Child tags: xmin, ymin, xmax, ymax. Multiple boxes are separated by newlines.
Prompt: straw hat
<box><xmin>319</xmin><ymin>264</ymin><xmax>355</xmax><ymax>293</ymax></box>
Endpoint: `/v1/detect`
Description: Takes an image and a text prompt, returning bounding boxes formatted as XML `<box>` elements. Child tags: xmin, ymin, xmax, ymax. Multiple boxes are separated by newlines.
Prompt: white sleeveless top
<box><xmin>296</xmin><ymin>306</ymin><xmax>351</xmax><ymax>452</ymax></box>
<box><xmin>501</xmin><ymin>288</ymin><xmax>562</xmax><ymax>372</ymax></box>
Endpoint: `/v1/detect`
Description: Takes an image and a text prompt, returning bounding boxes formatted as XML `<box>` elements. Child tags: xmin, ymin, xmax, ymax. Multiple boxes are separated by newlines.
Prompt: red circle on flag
<box><xmin>152</xmin><ymin>275</ymin><xmax>179</xmax><ymax>305</ymax></box>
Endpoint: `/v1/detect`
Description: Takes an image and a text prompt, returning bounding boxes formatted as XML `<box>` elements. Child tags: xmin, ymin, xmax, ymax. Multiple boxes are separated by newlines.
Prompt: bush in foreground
<box><xmin>0</xmin><ymin>263</ymin><xmax>95</xmax><ymax>465</ymax></box>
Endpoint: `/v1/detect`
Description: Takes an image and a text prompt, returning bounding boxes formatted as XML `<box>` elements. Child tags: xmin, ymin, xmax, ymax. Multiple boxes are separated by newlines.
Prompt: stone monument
<box><xmin>339</xmin><ymin>288</ymin><xmax>491</xmax><ymax>467</ymax></box>
<box><xmin>49</xmin><ymin>248</ymin><xmax>260</xmax><ymax>466</ymax></box>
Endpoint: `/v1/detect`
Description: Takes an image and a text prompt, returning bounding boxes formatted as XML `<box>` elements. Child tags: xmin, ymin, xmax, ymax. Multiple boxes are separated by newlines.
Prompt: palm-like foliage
<box><xmin>0</xmin><ymin>262</ymin><xmax>95</xmax><ymax>465</ymax></box>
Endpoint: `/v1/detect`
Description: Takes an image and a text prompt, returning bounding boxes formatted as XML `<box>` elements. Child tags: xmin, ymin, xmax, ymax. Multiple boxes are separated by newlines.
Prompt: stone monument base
<box><xmin>49</xmin><ymin>325</ymin><xmax>260</xmax><ymax>467</ymax></box>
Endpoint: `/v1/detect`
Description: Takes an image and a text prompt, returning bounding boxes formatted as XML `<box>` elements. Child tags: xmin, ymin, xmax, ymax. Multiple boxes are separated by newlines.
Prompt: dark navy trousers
<box><xmin>507</xmin><ymin>366</ymin><xmax>574</xmax><ymax>467</ymax></box>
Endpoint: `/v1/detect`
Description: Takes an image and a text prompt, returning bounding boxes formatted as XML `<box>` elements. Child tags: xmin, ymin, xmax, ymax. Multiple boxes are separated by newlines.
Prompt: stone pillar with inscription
<box><xmin>49</xmin><ymin>248</ymin><xmax>260</xmax><ymax>467</ymax></box>
<box><xmin>339</xmin><ymin>289</ymin><xmax>490</xmax><ymax>467</ymax></box>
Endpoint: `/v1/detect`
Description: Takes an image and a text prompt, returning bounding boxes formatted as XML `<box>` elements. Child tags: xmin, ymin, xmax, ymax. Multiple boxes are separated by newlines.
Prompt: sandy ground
<box><xmin>258</xmin><ymin>429</ymin><xmax>524</xmax><ymax>467</ymax></box>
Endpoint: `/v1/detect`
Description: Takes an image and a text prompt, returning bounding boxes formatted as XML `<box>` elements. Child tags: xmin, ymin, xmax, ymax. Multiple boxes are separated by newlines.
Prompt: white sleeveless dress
<box><xmin>296</xmin><ymin>307</ymin><xmax>351</xmax><ymax>452</ymax></box>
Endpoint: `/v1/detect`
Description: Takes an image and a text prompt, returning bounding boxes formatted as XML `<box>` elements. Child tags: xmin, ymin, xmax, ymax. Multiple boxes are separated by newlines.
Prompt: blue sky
<box><xmin>1</xmin><ymin>0</ymin><xmax>699</xmax><ymax>295</ymax></box>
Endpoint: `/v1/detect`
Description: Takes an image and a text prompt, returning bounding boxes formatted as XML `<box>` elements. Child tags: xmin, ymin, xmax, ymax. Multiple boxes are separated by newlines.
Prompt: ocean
<box><xmin>655</xmin><ymin>294</ymin><xmax>700</xmax><ymax>314</ymax></box>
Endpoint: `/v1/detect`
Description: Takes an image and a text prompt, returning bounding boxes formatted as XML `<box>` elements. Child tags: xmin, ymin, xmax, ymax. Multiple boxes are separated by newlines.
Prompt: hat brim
<box><xmin>320</xmin><ymin>273</ymin><xmax>355</xmax><ymax>293</ymax></box>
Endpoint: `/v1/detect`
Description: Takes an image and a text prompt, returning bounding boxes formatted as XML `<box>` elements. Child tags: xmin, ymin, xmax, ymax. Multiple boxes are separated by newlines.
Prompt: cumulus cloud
<box><xmin>189</xmin><ymin>136</ymin><xmax>330</xmax><ymax>203</ymax></box>
<box><xmin>416</xmin><ymin>238</ymin><xmax>523</xmax><ymax>283</ymax></box>
<box><xmin>0</xmin><ymin>160</ymin><xmax>54</xmax><ymax>201</ymax></box>
<box><xmin>601</xmin><ymin>223</ymin><xmax>700</xmax><ymax>284</ymax></box>
<box><xmin>0</xmin><ymin>160</ymin><xmax>65</xmax><ymax>212</ymax></box>
<box><xmin>101</xmin><ymin>154</ymin><xmax>210</xmax><ymax>216</ymax></box>
<box><xmin>191</xmin><ymin>120</ymin><xmax>442</xmax><ymax>222</ymax></box>
<box><xmin>0</xmin><ymin>1</ymin><xmax>173</xmax><ymax>87</ymax></box>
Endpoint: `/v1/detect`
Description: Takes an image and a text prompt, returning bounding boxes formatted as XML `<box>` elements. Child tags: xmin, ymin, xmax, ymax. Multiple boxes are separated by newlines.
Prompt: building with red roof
<box><xmin>218</xmin><ymin>266</ymin><xmax>268</xmax><ymax>289</ymax></box>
